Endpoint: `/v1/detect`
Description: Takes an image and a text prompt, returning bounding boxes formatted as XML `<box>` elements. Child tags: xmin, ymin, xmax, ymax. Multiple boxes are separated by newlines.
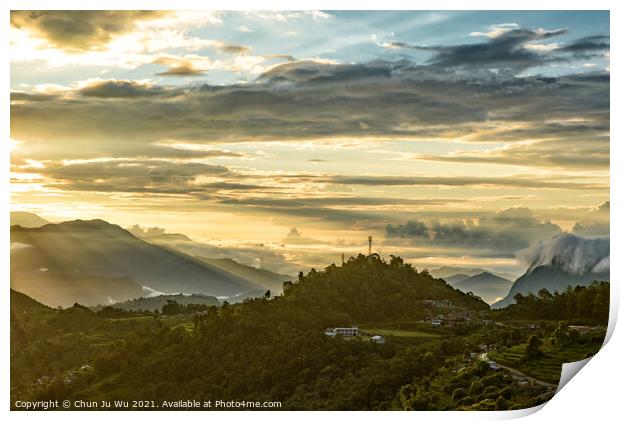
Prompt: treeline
<box><xmin>161</xmin><ymin>299</ymin><xmax>213</xmax><ymax>315</ymax></box>
<box><xmin>94</xmin><ymin>293</ymin><xmax>220</xmax><ymax>313</ymax></box>
<box><xmin>495</xmin><ymin>282</ymin><xmax>609</xmax><ymax>323</ymax></box>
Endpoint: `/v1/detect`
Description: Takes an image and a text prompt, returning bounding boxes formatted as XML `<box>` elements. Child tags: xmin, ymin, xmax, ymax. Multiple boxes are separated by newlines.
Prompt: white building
<box><xmin>370</xmin><ymin>335</ymin><xmax>385</xmax><ymax>344</ymax></box>
<box><xmin>325</xmin><ymin>326</ymin><xmax>359</xmax><ymax>337</ymax></box>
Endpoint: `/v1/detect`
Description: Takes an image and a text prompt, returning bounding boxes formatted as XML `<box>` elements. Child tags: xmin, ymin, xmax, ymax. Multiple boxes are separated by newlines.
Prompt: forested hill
<box><xmin>12</xmin><ymin>254</ymin><xmax>489</xmax><ymax>408</ymax></box>
<box><xmin>281</xmin><ymin>254</ymin><xmax>488</xmax><ymax>322</ymax></box>
<box><xmin>11</xmin><ymin>288</ymin><xmax>51</xmax><ymax>313</ymax></box>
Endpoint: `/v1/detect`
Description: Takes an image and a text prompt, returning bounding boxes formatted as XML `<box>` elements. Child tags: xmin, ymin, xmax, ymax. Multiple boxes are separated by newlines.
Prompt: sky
<box><xmin>9</xmin><ymin>10</ymin><xmax>610</xmax><ymax>277</ymax></box>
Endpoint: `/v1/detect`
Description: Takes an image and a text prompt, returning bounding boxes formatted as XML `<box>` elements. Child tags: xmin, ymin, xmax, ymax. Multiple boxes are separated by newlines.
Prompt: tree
<box><xmin>525</xmin><ymin>335</ymin><xmax>542</xmax><ymax>359</ymax></box>
<box><xmin>451</xmin><ymin>388</ymin><xmax>466</xmax><ymax>401</ymax></box>
<box><xmin>264</xmin><ymin>290</ymin><xmax>271</xmax><ymax>299</ymax></box>
<box><xmin>495</xmin><ymin>396</ymin><xmax>509</xmax><ymax>410</ymax></box>
<box><xmin>470</xmin><ymin>380</ymin><xmax>483</xmax><ymax>396</ymax></box>
<box><xmin>553</xmin><ymin>322</ymin><xmax>569</xmax><ymax>347</ymax></box>
<box><xmin>162</xmin><ymin>299</ymin><xmax>181</xmax><ymax>315</ymax></box>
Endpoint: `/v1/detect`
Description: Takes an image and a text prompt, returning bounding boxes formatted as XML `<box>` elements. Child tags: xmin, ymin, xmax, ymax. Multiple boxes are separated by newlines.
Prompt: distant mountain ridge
<box><xmin>10</xmin><ymin>219</ymin><xmax>290</xmax><ymax>307</ymax></box>
<box><xmin>10</xmin><ymin>211</ymin><xmax>49</xmax><ymax>228</ymax></box>
<box><xmin>431</xmin><ymin>266</ymin><xmax>516</xmax><ymax>281</ymax></box>
<box><xmin>444</xmin><ymin>273</ymin><xmax>472</xmax><ymax>285</ymax></box>
<box><xmin>451</xmin><ymin>272</ymin><xmax>513</xmax><ymax>304</ymax></box>
<box><xmin>198</xmin><ymin>257</ymin><xmax>293</xmax><ymax>293</ymax></box>
<box><xmin>431</xmin><ymin>266</ymin><xmax>489</xmax><ymax>279</ymax></box>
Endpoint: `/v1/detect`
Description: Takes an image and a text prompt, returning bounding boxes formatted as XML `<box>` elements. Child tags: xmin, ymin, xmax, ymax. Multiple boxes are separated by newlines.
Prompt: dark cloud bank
<box><xmin>12</xmin><ymin>26</ymin><xmax>609</xmax><ymax>152</ymax></box>
<box><xmin>385</xmin><ymin>207</ymin><xmax>562</xmax><ymax>255</ymax></box>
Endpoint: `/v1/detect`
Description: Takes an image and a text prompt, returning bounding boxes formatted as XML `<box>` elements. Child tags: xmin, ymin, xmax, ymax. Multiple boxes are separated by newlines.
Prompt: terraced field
<box><xmin>489</xmin><ymin>340</ymin><xmax>602</xmax><ymax>384</ymax></box>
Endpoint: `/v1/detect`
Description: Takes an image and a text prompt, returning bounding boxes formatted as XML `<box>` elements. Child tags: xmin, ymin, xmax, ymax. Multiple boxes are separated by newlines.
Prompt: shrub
<box><xmin>495</xmin><ymin>396</ymin><xmax>509</xmax><ymax>410</ymax></box>
<box><xmin>451</xmin><ymin>388</ymin><xmax>467</xmax><ymax>401</ymax></box>
<box><xmin>471</xmin><ymin>399</ymin><xmax>496</xmax><ymax>410</ymax></box>
<box><xmin>456</xmin><ymin>397</ymin><xmax>474</xmax><ymax>407</ymax></box>
<box><xmin>499</xmin><ymin>386</ymin><xmax>513</xmax><ymax>399</ymax></box>
<box><xmin>470</xmin><ymin>380</ymin><xmax>483</xmax><ymax>396</ymax></box>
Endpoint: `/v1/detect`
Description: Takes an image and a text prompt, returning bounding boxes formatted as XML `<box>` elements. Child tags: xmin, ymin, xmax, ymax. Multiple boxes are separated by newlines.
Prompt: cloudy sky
<box><xmin>10</xmin><ymin>11</ymin><xmax>609</xmax><ymax>276</ymax></box>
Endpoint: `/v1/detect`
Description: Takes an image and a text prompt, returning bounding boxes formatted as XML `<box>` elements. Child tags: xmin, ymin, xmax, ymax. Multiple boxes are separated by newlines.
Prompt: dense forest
<box><xmin>10</xmin><ymin>254</ymin><xmax>608</xmax><ymax>410</ymax></box>
<box><xmin>494</xmin><ymin>282</ymin><xmax>609</xmax><ymax>323</ymax></box>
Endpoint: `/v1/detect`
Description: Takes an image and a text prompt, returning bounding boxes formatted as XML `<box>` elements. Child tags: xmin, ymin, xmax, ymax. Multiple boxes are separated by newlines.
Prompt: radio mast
<box><xmin>368</xmin><ymin>236</ymin><xmax>372</xmax><ymax>255</ymax></box>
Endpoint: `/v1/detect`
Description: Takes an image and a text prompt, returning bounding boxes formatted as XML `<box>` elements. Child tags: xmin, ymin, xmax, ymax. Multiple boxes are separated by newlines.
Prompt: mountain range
<box><xmin>431</xmin><ymin>266</ymin><xmax>516</xmax><ymax>281</ymax></box>
<box><xmin>10</xmin><ymin>218</ymin><xmax>292</xmax><ymax>307</ymax></box>
<box><xmin>432</xmin><ymin>267</ymin><xmax>514</xmax><ymax>304</ymax></box>
<box><xmin>446</xmin><ymin>272</ymin><xmax>513</xmax><ymax>304</ymax></box>
<box><xmin>10</xmin><ymin>214</ymin><xmax>608</xmax><ymax>312</ymax></box>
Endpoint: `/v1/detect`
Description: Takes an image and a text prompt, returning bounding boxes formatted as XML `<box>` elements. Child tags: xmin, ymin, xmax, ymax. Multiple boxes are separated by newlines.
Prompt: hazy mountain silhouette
<box><xmin>444</xmin><ymin>273</ymin><xmax>471</xmax><ymax>284</ymax></box>
<box><xmin>198</xmin><ymin>257</ymin><xmax>293</xmax><ymax>292</ymax></box>
<box><xmin>10</xmin><ymin>211</ymin><xmax>49</xmax><ymax>228</ymax></box>
<box><xmin>451</xmin><ymin>272</ymin><xmax>513</xmax><ymax>304</ymax></box>
<box><xmin>10</xmin><ymin>219</ymin><xmax>286</xmax><ymax>307</ymax></box>
<box><xmin>431</xmin><ymin>266</ymin><xmax>516</xmax><ymax>281</ymax></box>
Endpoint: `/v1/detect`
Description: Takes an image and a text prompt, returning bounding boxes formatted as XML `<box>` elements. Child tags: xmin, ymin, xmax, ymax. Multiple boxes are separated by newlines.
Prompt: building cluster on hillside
<box><xmin>425</xmin><ymin>311</ymin><xmax>474</xmax><ymax>328</ymax></box>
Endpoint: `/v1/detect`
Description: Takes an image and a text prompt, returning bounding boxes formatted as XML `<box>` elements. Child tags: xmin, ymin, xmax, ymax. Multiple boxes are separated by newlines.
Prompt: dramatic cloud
<box><xmin>78</xmin><ymin>79</ymin><xmax>165</xmax><ymax>98</ymax></box>
<box><xmin>557</xmin><ymin>35</ymin><xmax>610</xmax><ymax>57</ymax></box>
<box><xmin>386</xmin><ymin>207</ymin><xmax>562</xmax><ymax>255</ymax></box>
<box><xmin>572</xmin><ymin>201</ymin><xmax>610</xmax><ymax>237</ymax></box>
<box><xmin>385</xmin><ymin>25</ymin><xmax>608</xmax><ymax>72</ymax></box>
<box><xmin>386</xmin><ymin>220</ymin><xmax>430</xmax><ymax>239</ymax></box>
<box><xmin>9</xmin><ymin>14</ymin><xmax>609</xmax><ymax>272</ymax></box>
<box><xmin>11</xmin><ymin>60</ymin><xmax>609</xmax><ymax>153</ymax></box>
<box><xmin>522</xmin><ymin>233</ymin><xmax>609</xmax><ymax>275</ymax></box>
<box><xmin>425</xmin><ymin>26</ymin><xmax>567</xmax><ymax>70</ymax></box>
<box><xmin>10</xmin><ymin>10</ymin><xmax>170</xmax><ymax>51</ymax></box>
<box><xmin>28</xmin><ymin>159</ymin><xmax>230</xmax><ymax>196</ymax></box>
